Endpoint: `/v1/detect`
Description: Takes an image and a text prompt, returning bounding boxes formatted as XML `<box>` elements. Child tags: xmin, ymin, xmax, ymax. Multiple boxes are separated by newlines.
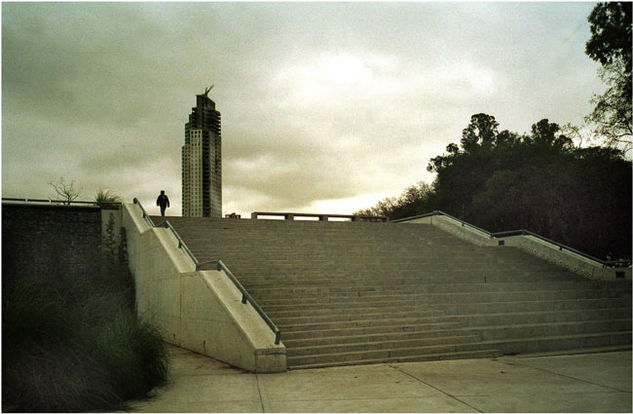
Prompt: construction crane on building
<box><xmin>204</xmin><ymin>84</ymin><xmax>214</xmax><ymax>97</ymax></box>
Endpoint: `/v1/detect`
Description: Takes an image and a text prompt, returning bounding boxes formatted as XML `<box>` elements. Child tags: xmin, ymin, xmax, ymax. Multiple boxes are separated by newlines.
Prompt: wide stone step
<box><xmin>288</xmin><ymin>349</ymin><xmax>501</xmax><ymax>370</ymax></box>
<box><xmin>264</xmin><ymin>297</ymin><xmax>629</xmax><ymax>321</ymax></box>
<box><xmin>286</xmin><ymin>331</ymin><xmax>631</xmax><ymax>367</ymax></box>
<box><xmin>456</xmin><ymin>307</ymin><xmax>632</xmax><ymax>326</ymax></box>
<box><xmin>287</xmin><ymin>342</ymin><xmax>499</xmax><ymax>367</ymax></box>
<box><xmin>264</xmin><ymin>299</ymin><xmax>437</xmax><ymax>314</ymax></box>
<box><xmin>277</xmin><ymin>315</ymin><xmax>462</xmax><ymax>333</ymax></box>
<box><xmin>257</xmin><ymin>289</ymin><xmax>622</xmax><ymax>306</ymax></box>
<box><xmin>266</xmin><ymin>304</ymin><xmax>438</xmax><ymax>319</ymax></box>
<box><xmin>270</xmin><ymin>279</ymin><xmax>622</xmax><ymax>292</ymax></box>
<box><xmin>248</xmin><ymin>280</ymin><xmax>607</xmax><ymax>297</ymax></box>
<box><xmin>208</xmin><ymin>265</ymin><xmax>563</xmax><ymax>278</ymax></box>
<box><xmin>475</xmin><ymin>319</ymin><xmax>632</xmax><ymax>340</ymax></box>
<box><xmin>429</xmin><ymin>298</ymin><xmax>631</xmax><ymax>315</ymax></box>
<box><xmin>487</xmin><ymin>331</ymin><xmax>632</xmax><ymax>354</ymax></box>
<box><xmin>273</xmin><ymin>307</ymin><xmax>631</xmax><ymax>333</ymax></box>
<box><xmin>282</xmin><ymin>327</ymin><xmax>489</xmax><ymax>348</ymax></box>
<box><xmin>286</xmin><ymin>334</ymin><xmax>484</xmax><ymax>357</ymax></box>
<box><xmin>281</xmin><ymin>320</ymin><xmax>464</xmax><ymax>341</ymax></box>
<box><xmin>271</xmin><ymin>309</ymin><xmax>445</xmax><ymax>325</ymax></box>
<box><xmin>275</xmin><ymin>312</ymin><xmax>630</xmax><ymax>345</ymax></box>
<box><xmin>262</xmin><ymin>295</ymin><xmax>627</xmax><ymax>315</ymax></box>
<box><xmin>238</xmin><ymin>272</ymin><xmax>581</xmax><ymax>286</ymax></box>
<box><xmin>254</xmin><ymin>283</ymin><xmax>629</xmax><ymax>303</ymax></box>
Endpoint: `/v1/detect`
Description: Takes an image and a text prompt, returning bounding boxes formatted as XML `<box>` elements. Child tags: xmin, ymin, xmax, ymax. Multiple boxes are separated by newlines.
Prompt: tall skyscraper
<box><xmin>182</xmin><ymin>87</ymin><xmax>222</xmax><ymax>217</ymax></box>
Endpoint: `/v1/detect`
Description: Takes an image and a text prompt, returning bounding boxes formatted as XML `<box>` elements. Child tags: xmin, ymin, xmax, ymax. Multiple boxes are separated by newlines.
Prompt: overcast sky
<box><xmin>2</xmin><ymin>2</ymin><xmax>603</xmax><ymax>217</ymax></box>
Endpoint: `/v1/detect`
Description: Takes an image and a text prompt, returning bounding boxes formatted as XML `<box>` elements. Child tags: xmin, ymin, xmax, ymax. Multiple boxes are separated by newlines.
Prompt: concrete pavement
<box><xmin>125</xmin><ymin>345</ymin><xmax>632</xmax><ymax>413</ymax></box>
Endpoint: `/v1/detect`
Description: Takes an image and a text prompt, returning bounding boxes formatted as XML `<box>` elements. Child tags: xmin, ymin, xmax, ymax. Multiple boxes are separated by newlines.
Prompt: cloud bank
<box><xmin>2</xmin><ymin>2</ymin><xmax>602</xmax><ymax>216</ymax></box>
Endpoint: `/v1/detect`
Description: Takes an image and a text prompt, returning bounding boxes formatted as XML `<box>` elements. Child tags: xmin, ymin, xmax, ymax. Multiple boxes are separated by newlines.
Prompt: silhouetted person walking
<box><xmin>156</xmin><ymin>190</ymin><xmax>170</xmax><ymax>216</ymax></box>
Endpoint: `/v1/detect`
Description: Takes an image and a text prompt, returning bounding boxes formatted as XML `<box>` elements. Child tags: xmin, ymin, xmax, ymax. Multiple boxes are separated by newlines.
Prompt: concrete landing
<box><xmin>125</xmin><ymin>345</ymin><xmax>631</xmax><ymax>413</ymax></box>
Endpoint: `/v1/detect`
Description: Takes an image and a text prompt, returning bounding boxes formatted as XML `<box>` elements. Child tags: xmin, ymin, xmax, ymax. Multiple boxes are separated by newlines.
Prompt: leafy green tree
<box><xmin>362</xmin><ymin>113</ymin><xmax>631</xmax><ymax>259</ymax></box>
<box><xmin>585</xmin><ymin>2</ymin><xmax>632</xmax><ymax>151</ymax></box>
<box><xmin>529</xmin><ymin>119</ymin><xmax>573</xmax><ymax>150</ymax></box>
<box><xmin>427</xmin><ymin>114</ymin><xmax>506</xmax><ymax>218</ymax></box>
<box><xmin>586</xmin><ymin>2</ymin><xmax>632</xmax><ymax>74</ymax></box>
<box><xmin>460</xmin><ymin>113</ymin><xmax>499</xmax><ymax>152</ymax></box>
<box><xmin>355</xmin><ymin>181</ymin><xmax>434</xmax><ymax>219</ymax></box>
<box><xmin>586</xmin><ymin>61</ymin><xmax>632</xmax><ymax>150</ymax></box>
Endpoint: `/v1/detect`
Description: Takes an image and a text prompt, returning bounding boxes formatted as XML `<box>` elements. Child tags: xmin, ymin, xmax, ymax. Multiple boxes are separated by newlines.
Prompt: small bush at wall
<box><xmin>2</xmin><ymin>261</ymin><xmax>168</xmax><ymax>412</ymax></box>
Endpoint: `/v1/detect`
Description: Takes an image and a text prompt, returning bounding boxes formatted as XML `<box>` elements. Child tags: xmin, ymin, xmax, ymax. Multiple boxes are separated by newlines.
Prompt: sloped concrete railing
<box><xmin>394</xmin><ymin>210</ymin><xmax>631</xmax><ymax>280</ymax></box>
<box><xmin>132</xmin><ymin>198</ymin><xmax>281</xmax><ymax>345</ymax></box>
<box><xmin>205</xmin><ymin>259</ymin><xmax>281</xmax><ymax>345</ymax></box>
<box><xmin>126</xmin><ymin>199</ymin><xmax>285</xmax><ymax>372</ymax></box>
<box><xmin>133</xmin><ymin>197</ymin><xmax>156</xmax><ymax>228</ymax></box>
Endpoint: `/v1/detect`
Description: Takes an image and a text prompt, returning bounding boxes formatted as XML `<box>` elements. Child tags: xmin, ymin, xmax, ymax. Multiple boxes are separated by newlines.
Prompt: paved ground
<box><xmin>125</xmin><ymin>345</ymin><xmax>632</xmax><ymax>413</ymax></box>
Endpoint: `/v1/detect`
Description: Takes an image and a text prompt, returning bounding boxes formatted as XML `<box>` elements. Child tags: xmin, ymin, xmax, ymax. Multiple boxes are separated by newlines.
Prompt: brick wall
<box><xmin>2</xmin><ymin>204</ymin><xmax>103</xmax><ymax>280</ymax></box>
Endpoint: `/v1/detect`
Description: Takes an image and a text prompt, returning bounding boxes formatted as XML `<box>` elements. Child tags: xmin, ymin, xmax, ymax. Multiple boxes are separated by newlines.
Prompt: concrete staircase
<box><xmin>154</xmin><ymin>216</ymin><xmax>632</xmax><ymax>369</ymax></box>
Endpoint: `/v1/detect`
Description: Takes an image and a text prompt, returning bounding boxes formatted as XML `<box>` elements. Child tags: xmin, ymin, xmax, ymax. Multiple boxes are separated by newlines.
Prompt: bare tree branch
<box><xmin>48</xmin><ymin>177</ymin><xmax>81</xmax><ymax>205</ymax></box>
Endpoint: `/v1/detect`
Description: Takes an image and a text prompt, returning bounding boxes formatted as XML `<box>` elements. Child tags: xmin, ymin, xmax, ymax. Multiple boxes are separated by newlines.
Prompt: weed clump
<box><xmin>2</xmin><ymin>261</ymin><xmax>168</xmax><ymax>412</ymax></box>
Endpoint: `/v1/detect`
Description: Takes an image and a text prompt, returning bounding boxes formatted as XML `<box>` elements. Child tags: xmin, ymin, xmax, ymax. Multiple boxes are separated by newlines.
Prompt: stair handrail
<box><xmin>130</xmin><ymin>198</ymin><xmax>281</xmax><ymax>345</ymax></box>
<box><xmin>132</xmin><ymin>198</ymin><xmax>156</xmax><ymax>227</ymax></box>
<box><xmin>393</xmin><ymin>210</ymin><xmax>631</xmax><ymax>268</ymax></box>
<box><xmin>161</xmin><ymin>220</ymin><xmax>201</xmax><ymax>267</ymax></box>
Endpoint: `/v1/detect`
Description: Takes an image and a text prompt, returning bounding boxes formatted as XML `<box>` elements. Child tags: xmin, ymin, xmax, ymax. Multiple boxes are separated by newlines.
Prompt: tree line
<box><xmin>357</xmin><ymin>114</ymin><xmax>631</xmax><ymax>260</ymax></box>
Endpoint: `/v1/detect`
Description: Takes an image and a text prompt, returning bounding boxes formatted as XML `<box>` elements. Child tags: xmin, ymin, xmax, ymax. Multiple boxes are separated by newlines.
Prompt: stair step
<box><xmin>272</xmin><ymin>309</ymin><xmax>445</xmax><ymax>325</ymax></box>
<box><xmin>278</xmin><ymin>315</ymin><xmax>462</xmax><ymax>332</ymax></box>
<box><xmin>287</xmin><ymin>334</ymin><xmax>483</xmax><ymax>356</ymax></box>
<box><xmin>457</xmin><ymin>308</ymin><xmax>631</xmax><ymax>326</ymax></box>
<box><xmin>160</xmin><ymin>216</ymin><xmax>631</xmax><ymax>369</ymax></box>
<box><xmin>282</xmin><ymin>321</ymin><xmax>464</xmax><ymax>340</ymax></box>
<box><xmin>476</xmin><ymin>319</ymin><xmax>632</xmax><ymax>340</ymax></box>
<box><xmin>249</xmin><ymin>280</ymin><xmax>605</xmax><ymax>295</ymax></box>
<box><xmin>289</xmin><ymin>349</ymin><xmax>502</xmax><ymax>370</ymax></box>
<box><xmin>429</xmin><ymin>299</ymin><xmax>631</xmax><ymax>315</ymax></box>
<box><xmin>485</xmin><ymin>331</ymin><xmax>632</xmax><ymax>354</ymax></box>
<box><xmin>282</xmin><ymin>327</ymin><xmax>489</xmax><ymax>348</ymax></box>
<box><xmin>287</xmin><ymin>342</ymin><xmax>500</xmax><ymax>367</ymax></box>
<box><xmin>258</xmin><ymin>290</ymin><xmax>623</xmax><ymax>306</ymax></box>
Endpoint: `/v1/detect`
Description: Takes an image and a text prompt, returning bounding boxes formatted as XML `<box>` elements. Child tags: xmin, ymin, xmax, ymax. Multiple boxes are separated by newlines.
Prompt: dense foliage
<box><xmin>357</xmin><ymin>114</ymin><xmax>632</xmax><ymax>261</ymax></box>
<box><xmin>585</xmin><ymin>2</ymin><xmax>632</xmax><ymax>150</ymax></box>
<box><xmin>2</xmin><ymin>259</ymin><xmax>169</xmax><ymax>412</ymax></box>
<box><xmin>356</xmin><ymin>181</ymin><xmax>435</xmax><ymax>220</ymax></box>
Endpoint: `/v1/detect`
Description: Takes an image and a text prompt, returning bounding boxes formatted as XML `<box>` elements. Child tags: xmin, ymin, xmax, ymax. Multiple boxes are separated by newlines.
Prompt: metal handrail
<box><xmin>393</xmin><ymin>210</ymin><xmax>631</xmax><ymax>268</ymax></box>
<box><xmin>132</xmin><ymin>198</ymin><xmax>156</xmax><ymax>227</ymax></box>
<box><xmin>161</xmin><ymin>220</ymin><xmax>200</xmax><ymax>267</ymax></box>
<box><xmin>131</xmin><ymin>198</ymin><xmax>281</xmax><ymax>345</ymax></box>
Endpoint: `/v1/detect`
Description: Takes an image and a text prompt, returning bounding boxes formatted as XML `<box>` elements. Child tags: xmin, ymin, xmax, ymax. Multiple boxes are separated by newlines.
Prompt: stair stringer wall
<box><xmin>122</xmin><ymin>203</ymin><xmax>286</xmax><ymax>373</ymax></box>
<box><xmin>401</xmin><ymin>215</ymin><xmax>631</xmax><ymax>281</ymax></box>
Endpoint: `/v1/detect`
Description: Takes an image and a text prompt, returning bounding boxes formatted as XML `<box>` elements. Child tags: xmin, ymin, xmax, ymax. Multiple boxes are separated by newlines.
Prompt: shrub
<box><xmin>2</xmin><ymin>261</ymin><xmax>168</xmax><ymax>412</ymax></box>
